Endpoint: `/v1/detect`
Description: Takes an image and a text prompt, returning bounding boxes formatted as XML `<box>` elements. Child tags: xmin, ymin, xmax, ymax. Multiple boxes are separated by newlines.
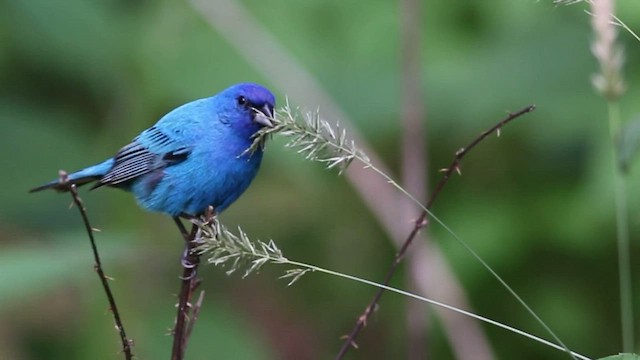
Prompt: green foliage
<box><xmin>599</xmin><ymin>354</ymin><xmax>640</xmax><ymax>360</ymax></box>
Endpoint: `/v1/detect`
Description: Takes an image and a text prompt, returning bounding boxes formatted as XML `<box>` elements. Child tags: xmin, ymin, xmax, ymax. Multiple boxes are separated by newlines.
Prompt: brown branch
<box><xmin>335</xmin><ymin>105</ymin><xmax>536</xmax><ymax>359</ymax></box>
<box><xmin>60</xmin><ymin>171</ymin><xmax>133</xmax><ymax>360</ymax></box>
<box><xmin>171</xmin><ymin>207</ymin><xmax>213</xmax><ymax>360</ymax></box>
<box><xmin>171</xmin><ymin>219</ymin><xmax>199</xmax><ymax>360</ymax></box>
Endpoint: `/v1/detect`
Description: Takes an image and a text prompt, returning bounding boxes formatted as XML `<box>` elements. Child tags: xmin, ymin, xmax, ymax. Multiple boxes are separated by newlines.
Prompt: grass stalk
<box><xmin>608</xmin><ymin>101</ymin><xmax>634</xmax><ymax>352</ymax></box>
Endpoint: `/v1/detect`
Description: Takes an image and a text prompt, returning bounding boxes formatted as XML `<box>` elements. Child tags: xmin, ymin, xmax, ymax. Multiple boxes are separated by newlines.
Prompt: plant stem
<box><xmin>334</xmin><ymin>105</ymin><xmax>581</xmax><ymax>359</ymax></box>
<box><xmin>213</xmin><ymin>244</ymin><xmax>592</xmax><ymax>360</ymax></box>
<box><xmin>608</xmin><ymin>101</ymin><xmax>634</xmax><ymax>352</ymax></box>
<box><xmin>172</xmin><ymin>219</ymin><xmax>201</xmax><ymax>360</ymax></box>
<box><xmin>62</xmin><ymin>173</ymin><xmax>133</xmax><ymax>359</ymax></box>
<box><xmin>286</xmin><ymin>260</ymin><xmax>592</xmax><ymax>360</ymax></box>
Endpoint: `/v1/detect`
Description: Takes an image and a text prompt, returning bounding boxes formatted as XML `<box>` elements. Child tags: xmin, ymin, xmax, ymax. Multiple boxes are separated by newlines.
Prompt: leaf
<box><xmin>617</xmin><ymin>117</ymin><xmax>640</xmax><ymax>172</ymax></box>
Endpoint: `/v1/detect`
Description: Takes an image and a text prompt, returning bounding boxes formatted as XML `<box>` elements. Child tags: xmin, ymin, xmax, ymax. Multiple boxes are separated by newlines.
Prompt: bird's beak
<box><xmin>252</xmin><ymin>105</ymin><xmax>274</xmax><ymax>128</ymax></box>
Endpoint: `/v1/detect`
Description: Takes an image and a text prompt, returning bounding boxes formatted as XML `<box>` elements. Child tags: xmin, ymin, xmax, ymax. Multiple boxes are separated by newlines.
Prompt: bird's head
<box><xmin>218</xmin><ymin>83</ymin><xmax>276</xmax><ymax>138</ymax></box>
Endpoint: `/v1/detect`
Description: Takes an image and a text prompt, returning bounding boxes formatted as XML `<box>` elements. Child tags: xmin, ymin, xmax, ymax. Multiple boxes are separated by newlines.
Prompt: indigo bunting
<box><xmin>31</xmin><ymin>83</ymin><xmax>275</xmax><ymax>217</ymax></box>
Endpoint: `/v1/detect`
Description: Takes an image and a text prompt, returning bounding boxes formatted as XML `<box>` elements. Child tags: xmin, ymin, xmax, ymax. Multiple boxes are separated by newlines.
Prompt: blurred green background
<box><xmin>2</xmin><ymin>0</ymin><xmax>640</xmax><ymax>359</ymax></box>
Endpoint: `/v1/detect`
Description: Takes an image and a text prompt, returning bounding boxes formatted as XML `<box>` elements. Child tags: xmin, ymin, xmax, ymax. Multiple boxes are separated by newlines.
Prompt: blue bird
<box><xmin>31</xmin><ymin>83</ymin><xmax>275</xmax><ymax>218</ymax></box>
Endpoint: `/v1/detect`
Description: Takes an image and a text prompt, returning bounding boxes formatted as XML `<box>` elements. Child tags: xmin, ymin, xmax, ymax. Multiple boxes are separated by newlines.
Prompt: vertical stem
<box><xmin>399</xmin><ymin>0</ymin><xmax>429</xmax><ymax>357</ymax></box>
<box><xmin>62</xmin><ymin>175</ymin><xmax>133</xmax><ymax>359</ymax></box>
<box><xmin>335</xmin><ymin>106</ymin><xmax>540</xmax><ymax>360</ymax></box>
<box><xmin>608</xmin><ymin>101</ymin><xmax>634</xmax><ymax>352</ymax></box>
<box><xmin>172</xmin><ymin>219</ymin><xmax>200</xmax><ymax>360</ymax></box>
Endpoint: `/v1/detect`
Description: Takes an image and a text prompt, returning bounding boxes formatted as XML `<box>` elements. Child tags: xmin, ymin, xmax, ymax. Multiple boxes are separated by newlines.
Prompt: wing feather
<box><xmin>95</xmin><ymin>126</ymin><xmax>191</xmax><ymax>188</ymax></box>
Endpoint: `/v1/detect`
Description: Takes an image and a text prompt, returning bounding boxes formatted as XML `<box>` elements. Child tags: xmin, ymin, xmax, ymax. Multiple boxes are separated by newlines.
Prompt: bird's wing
<box><xmin>95</xmin><ymin>126</ymin><xmax>191</xmax><ymax>187</ymax></box>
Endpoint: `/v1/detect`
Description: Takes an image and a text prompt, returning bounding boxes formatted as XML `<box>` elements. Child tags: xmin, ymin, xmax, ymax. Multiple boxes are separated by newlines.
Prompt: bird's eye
<box><xmin>237</xmin><ymin>96</ymin><xmax>247</xmax><ymax>106</ymax></box>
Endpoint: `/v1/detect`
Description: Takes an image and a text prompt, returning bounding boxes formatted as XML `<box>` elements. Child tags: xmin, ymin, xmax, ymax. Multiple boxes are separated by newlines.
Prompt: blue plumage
<box><xmin>31</xmin><ymin>83</ymin><xmax>276</xmax><ymax>217</ymax></box>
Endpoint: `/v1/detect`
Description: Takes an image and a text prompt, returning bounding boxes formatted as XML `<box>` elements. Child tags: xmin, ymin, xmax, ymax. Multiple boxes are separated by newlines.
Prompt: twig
<box><xmin>171</xmin><ymin>207</ymin><xmax>214</xmax><ymax>360</ymax></box>
<box><xmin>335</xmin><ymin>105</ymin><xmax>536</xmax><ymax>359</ymax></box>
<box><xmin>60</xmin><ymin>171</ymin><xmax>133</xmax><ymax>360</ymax></box>
<box><xmin>171</xmin><ymin>219</ymin><xmax>199</xmax><ymax>360</ymax></box>
<box><xmin>185</xmin><ymin>290</ymin><xmax>206</xmax><ymax>341</ymax></box>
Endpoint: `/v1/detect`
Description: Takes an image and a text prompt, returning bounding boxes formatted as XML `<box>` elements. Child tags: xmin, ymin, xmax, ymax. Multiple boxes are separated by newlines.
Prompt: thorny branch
<box><xmin>334</xmin><ymin>105</ymin><xmax>536</xmax><ymax>359</ymax></box>
<box><xmin>60</xmin><ymin>171</ymin><xmax>133</xmax><ymax>360</ymax></box>
<box><xmin>171</xmin><ymin>210</ymin><xmax>210</xmax><ymax>360</ymax></box>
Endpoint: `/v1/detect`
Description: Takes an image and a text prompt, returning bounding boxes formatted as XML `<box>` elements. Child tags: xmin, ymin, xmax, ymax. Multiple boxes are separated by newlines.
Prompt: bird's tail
<box><xmin>29</xmin><ymin>159</ymin><xmax>114</xmax><ymax>193</ymax></box>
